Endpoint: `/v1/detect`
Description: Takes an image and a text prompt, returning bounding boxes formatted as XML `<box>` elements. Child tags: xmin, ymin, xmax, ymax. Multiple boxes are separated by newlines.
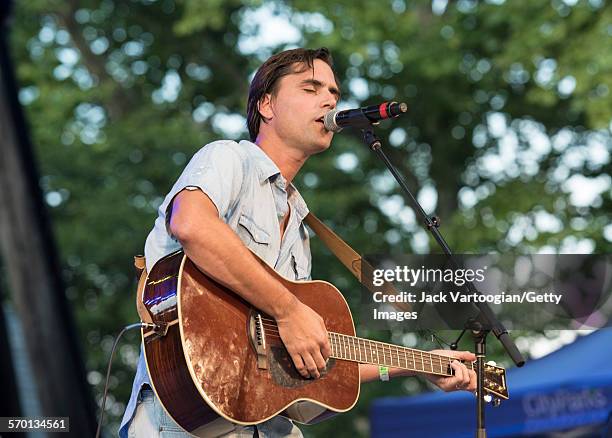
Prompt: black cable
<box><xmin>95</xmin><ymin>322</ymin><xmax>156</xmax><ymax>438</ymax></box>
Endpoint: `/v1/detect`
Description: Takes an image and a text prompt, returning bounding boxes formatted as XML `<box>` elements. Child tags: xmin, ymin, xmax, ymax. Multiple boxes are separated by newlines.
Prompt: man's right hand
<box><xmin>275</xmin><ymin>296</ymin><xmax>331</xmax><ymax>379</ymax></box>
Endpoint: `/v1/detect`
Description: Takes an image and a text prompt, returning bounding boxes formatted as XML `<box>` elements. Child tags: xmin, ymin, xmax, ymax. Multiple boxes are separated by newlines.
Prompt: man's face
<box><xmin>259</xmin><ymin>59</ymin><xmax>340</xmax><ymax>155</ymax></box>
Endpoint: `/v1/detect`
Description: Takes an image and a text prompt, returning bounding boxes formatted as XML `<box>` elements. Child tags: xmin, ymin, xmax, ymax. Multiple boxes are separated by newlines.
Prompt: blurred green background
<box><xmin>7</xmin><ymin>0</ymin><xmax>611</xmax><ymax>436</ymax></box>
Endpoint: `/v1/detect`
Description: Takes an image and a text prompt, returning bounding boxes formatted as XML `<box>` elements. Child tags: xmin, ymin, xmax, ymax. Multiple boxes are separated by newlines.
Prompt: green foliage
<box><xmin>8</xmin><ymin>0</ymin><xmax>611</xmax><ymax>436</ymax></box>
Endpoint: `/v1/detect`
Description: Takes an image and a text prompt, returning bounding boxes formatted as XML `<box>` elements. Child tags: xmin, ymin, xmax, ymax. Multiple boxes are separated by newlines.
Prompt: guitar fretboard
<box><xmin>328</xmin><ymin>332</ymin><xmax>473</xmax><ymax>376</ymax></box>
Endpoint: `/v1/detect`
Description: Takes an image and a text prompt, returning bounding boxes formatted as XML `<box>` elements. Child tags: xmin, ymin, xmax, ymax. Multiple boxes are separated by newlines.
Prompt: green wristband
<box><xmin>379</xmin><ymin>365</ymin><xmax>389</xmax><ymax>381</ymax></box>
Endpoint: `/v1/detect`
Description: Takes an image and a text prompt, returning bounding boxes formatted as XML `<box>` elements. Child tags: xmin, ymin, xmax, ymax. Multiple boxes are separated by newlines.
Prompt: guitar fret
<box><xmin>382</xmin><ymin>343</ymin><xmax>387</xmax><ymax>366</ymax></box>
<box><xmin>382</xmin><ymin>342</ymin><xmax>387</xmax><ymax>366</ymax></box>
<box><xmin>346</xmin><ymin>335</ymin><xmax>351</xmax><ymax>360</ymax></box>
<box><xmin>347</xmin><ymin>336</ymin><xmax>351</xmax><ymax>360</ymax></box>
<box><xmin>325</xmin><ymin>333</ymin><xmax>506</xmax><ymax>399</ymax></box>
<box><xmin>386</xmin><ymin>343</ymin><xmax>390</xmax><ymax>366</ymax></box>
<box><xmin>331</xmin><ymin>334</ymin><xmax>336</xmax><ymax>357</ymax></box>
<box><xmin>328</xmin><ymin>333</ymin><xmax>494</xmax><ymax>384</ymax></box>
<box><xmin>359</xmin><ymin>340</ymin><xmax>365</xmax><ymax>363</ymax></box>
<box><xmin>384</xmin><ymin>344</ymin><xmax>388</xmax><ymax>366</ymax></box>
<box><xmin>360</xmin><ymin>338</ymin><xmax>365</xmax><ymax>362</ymax></box>
<box><xmin>344</xmin><ymin>336</ymin><xmax>351</xmax><ymax>359</ymax></box>
<box><xmin>361</xmin><ymin>338</ymin><xmax>365</xmax><ymax>362</ymax></box>
<box><xmin>347</xmin><ymin>336</ymin><xmax>352</xmax><ymax>360</ymax></box>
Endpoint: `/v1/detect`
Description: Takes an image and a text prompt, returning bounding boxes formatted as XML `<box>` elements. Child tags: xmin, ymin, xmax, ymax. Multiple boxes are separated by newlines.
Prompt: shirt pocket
<box><xmin>291</xmin><ymin>251</ymin><xmax>310</xmax><ymax>281</ymax></box>
<box><xmin>237</xmin><ymin>213</ymin><xmax>271</xmax><ymax>247</ymax></box>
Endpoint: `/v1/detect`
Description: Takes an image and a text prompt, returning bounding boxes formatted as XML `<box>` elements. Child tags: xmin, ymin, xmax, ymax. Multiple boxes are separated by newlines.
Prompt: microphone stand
<box><xmin>359</xmin><ymin>124</ymin><xmax>525</xmax><ymax>438</ymax></box>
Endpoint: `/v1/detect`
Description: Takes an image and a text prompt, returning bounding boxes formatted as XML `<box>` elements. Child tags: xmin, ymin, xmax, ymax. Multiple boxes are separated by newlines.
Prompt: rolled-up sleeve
<box><xmin>164</xmin><ymin>141</ymin><xmax>245</xmax><ymax>235</ymax></box>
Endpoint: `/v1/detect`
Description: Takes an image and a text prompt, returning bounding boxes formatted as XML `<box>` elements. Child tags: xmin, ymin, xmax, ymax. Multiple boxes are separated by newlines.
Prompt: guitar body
<box><xmin>142</xmin><ymin>251</ymin><xmax>360</xmax><ymax>436</ymax></box>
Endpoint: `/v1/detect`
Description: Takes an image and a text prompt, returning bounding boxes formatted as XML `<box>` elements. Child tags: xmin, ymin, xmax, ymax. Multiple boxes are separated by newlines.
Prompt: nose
<box><xmin>321</xmin><ymin>90</ymin><xmax>337</xmax><ymax>110</ymax></box>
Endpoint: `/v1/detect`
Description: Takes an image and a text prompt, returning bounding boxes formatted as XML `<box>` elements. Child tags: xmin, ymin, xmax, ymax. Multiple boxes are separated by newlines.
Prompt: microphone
<box><xmin>324</xmin><ymin>101</ymin><xmax>408</xmax><ymax>133</ymax></box>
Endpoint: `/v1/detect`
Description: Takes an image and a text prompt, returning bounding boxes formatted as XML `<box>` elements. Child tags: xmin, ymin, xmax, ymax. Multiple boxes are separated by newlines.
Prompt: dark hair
<box><xmin>246</xmin><ymin>47</ymin><xmax>339</xmax><ymax>141</ymax></box>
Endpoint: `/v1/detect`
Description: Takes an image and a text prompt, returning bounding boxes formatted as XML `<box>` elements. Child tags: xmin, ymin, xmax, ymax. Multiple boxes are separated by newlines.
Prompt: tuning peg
<box><xmin>484</xmin><ymin>394</ymin><xmax>493</xmax><ymax>403</ymax></box>
<box><xmin>486</xmin><ymin>360</ymin><xmax>497</xmax><ymax>366</ymax></box>
<box><xmin>492</xmin><ymin>398</ymin><xmax>501</xmax><ymax>407</ymax></box>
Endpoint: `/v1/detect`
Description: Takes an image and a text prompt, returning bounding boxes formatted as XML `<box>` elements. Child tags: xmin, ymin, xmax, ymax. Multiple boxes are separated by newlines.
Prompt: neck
<box><xmin>254</xmin><ymin>132</ymin><xmax>308</xmax><ymax>185</ymax></box>
<box><xmin>328</xmin><ymin>332</ymin><xmax>473</xmax><ymax>376</ymax></box>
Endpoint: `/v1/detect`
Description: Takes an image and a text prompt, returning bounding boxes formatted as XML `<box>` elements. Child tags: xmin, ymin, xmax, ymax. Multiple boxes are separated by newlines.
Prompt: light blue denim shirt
<box><xmin>119</xmin><ymin>139</ymin><xmax>312</xmax><ymax>437</ymax></box>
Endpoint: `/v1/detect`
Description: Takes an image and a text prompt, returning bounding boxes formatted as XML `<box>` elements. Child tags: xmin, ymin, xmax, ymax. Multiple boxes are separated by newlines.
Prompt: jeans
<box><xmin>127</xmin><ymin>389</ymin><xmax>303</xmax><ymax>438</ymax></box>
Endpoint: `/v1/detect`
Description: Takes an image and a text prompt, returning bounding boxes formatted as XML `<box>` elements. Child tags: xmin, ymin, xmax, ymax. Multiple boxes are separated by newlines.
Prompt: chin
<box><xmin>311</xmin><ymin>137</ymin><xmax>332</xmax><ymax>154</ymax></box>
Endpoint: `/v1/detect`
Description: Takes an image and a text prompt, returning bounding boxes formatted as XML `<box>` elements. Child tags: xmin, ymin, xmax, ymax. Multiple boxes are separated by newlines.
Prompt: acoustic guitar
<box><xmin>141</xmin><ymin>250</ymin><xmax>508</xmax><ymax>437</ymax></box>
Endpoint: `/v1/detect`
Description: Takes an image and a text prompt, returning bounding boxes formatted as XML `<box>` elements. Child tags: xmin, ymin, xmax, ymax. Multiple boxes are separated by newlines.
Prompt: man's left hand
<box><xmin>422</xmin><ymin>350</ymin><xmax>476</xmax><ymax>392</ymax></box>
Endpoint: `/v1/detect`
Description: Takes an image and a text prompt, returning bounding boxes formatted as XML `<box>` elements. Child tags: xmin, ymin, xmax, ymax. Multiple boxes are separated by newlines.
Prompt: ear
<box><xmin>258</xmin><ymin>93</ymin><xmax>274</xmax><ymax>121</ymax></box>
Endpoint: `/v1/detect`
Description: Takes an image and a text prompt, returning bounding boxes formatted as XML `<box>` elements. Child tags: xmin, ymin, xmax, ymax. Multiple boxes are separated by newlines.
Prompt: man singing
<box><xmin>120</xmin><ymin>47</ymin><xmax>476</xmax><ymax>438</ymax></box>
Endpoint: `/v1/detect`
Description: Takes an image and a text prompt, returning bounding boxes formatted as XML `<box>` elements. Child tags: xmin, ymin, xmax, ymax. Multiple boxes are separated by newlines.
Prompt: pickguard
<box><xmin>268</xmin><ymin>346</ymin><xmax>335</xmax><ymax>388</ymax></box>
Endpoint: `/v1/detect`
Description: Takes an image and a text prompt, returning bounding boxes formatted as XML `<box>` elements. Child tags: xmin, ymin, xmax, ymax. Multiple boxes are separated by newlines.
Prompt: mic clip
<box><xmin>427</xmin><ymin>216</ymin><xmax>441</xmax><ymax>229</ymax></box>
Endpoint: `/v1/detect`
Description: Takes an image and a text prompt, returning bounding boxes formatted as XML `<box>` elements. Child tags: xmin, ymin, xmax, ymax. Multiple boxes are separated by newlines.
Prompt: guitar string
<box><xmin>259</xmin><ymin>321</ymin><xmax>466</xmax><ymax>368</ymax></box>
<box><xmin>261</xmin><ymin>329</ymin><xmax>504</xmax><ymax>392</ymax></box>
<box><xmin>261</xmin><ymin>328</ymin><xmax>457</xmax><ymax>376</ymax></box>
<box><xmin>258</xmin><ymin>314</ymin><xmax>490</xmax><ymax>377</ymax></box>
<box><xmin>259</xmin><ymin>318</ymin><xmax>464</xmax><ymax>367</ymax></box>
<box><xmin>258</xmin><ymin>322</ymin><xmax>472</xmax><ymax>373</ymax></box>
<box><xmin>258</xmin><ymin>317</ymin><xmax>502</xmax><ymax>388</ymax></box>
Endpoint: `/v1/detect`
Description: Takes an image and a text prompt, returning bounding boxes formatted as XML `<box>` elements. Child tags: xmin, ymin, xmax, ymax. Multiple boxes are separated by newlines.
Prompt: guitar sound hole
<box><xmin>269</xmin><ymin>347</ymin><xmax>335</xmax><ymax>388</ymax></box>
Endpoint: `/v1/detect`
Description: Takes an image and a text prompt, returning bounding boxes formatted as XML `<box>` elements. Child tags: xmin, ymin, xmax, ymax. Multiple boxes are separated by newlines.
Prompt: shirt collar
<box><xmin>239</xmin><ymin>140</ymin><xmax>281</xmax><ymax>183</ymax></box>
<box><xmin>239</xmin><ymin>140</ymin><xmax>310</xmax><ymax>221</ymax></box>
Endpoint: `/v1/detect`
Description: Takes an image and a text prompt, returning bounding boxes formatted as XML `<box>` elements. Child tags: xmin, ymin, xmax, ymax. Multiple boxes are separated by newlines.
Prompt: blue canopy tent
<box><xmin>370</xmin><ymin>329</ymin><xmax>612</xmax><ymax>437</ymax></box>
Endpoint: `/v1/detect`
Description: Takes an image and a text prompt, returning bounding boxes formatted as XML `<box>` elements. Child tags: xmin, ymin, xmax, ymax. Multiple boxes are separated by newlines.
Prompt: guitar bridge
<box><xmin>248</xmin><ymin>311</ymin><xmax>268</xmax><ymax>370</ymax></box>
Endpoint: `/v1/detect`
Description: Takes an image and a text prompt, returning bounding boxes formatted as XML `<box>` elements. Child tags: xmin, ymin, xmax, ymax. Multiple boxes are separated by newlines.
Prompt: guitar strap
<box><xmin>134</xmin><ymin>211</ymin><xmax>410</xmax><ymax>325</ymax></box>
<box><xmin>134</xmin><ymin>255</ymin><xmax>154</xmax><ymax>325</ymax></box>
<box><xmin>304</xmin><ymin>212</ymin><xmax>410</xmax><ymax>311</ymax></box>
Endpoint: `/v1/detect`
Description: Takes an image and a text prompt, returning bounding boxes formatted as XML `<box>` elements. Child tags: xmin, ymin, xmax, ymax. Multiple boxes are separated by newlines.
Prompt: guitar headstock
<box><xmin>482</xmin><ymin>361</ymin><xmax>509</xmax><ymax>400</ymax></box>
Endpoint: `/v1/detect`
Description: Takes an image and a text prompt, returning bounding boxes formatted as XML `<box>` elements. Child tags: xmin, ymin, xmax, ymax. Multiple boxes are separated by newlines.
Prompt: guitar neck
<box><xmin>328</xmin><ymin>332</ymin><xmax>472</xmax><ymax>377</ymax></box>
